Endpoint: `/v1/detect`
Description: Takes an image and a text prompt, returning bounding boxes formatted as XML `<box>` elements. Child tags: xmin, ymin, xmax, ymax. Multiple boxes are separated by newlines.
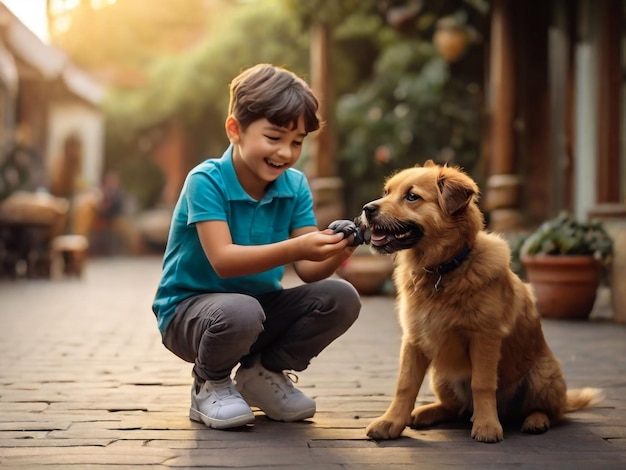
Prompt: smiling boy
<box><xmin>152</xmin><ymin>64</ymin><xmax>361</xmax><ymax>430</ymax></box>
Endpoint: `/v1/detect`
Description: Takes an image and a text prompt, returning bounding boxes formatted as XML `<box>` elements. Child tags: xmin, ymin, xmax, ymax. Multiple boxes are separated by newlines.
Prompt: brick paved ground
<box><xmin>1</xmin><ymin>256</ymin><xmax>626</xmax><ymax>469</ymax></box>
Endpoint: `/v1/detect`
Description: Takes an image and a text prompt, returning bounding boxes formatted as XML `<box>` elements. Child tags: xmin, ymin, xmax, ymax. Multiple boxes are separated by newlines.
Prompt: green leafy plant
<box><xmin>519</xmin><ymin>212</ymin><xmax>613</xmax><ymax>265</ymax></box>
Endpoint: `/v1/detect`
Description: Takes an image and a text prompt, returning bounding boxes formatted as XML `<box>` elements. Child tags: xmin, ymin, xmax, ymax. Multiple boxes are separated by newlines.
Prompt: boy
<box><xmin>152</xmin><ymin>64</ymin><xmax>362</xmax><ymax>430</ymax></box>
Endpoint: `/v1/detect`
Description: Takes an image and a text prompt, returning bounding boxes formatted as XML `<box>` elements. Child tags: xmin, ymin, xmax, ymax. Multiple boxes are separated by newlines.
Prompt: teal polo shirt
<box><xmin>152</xmin><ymin>145</ymin><xmax>317</xmax><ymax>334</ymax></box>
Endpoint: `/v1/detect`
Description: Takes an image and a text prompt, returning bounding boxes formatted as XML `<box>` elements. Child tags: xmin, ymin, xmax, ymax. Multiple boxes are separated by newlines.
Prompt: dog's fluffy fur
<box><xmin>359</xmin><ymin>161</ymin><xmax>601</xmax><ymax>443</ymax></box>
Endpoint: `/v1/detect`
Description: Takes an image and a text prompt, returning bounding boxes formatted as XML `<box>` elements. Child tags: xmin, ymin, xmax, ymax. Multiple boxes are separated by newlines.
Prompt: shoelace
<box><xmin>263</xmin><ymin>370</ymin><xmax>299</xmax><ymax>395</ymax></box>
<box><xmin>284</xmin><ymin>372</ymin><xmax>299</xmax><ymax>385</ymax></box>
<box><xmin>208</xmin><ymin>380</ymin><xmax>239</xmax><ymax>400</ymax></box>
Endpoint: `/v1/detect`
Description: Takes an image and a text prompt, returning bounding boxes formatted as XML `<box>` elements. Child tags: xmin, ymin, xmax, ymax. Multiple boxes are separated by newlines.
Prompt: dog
<box><xmin>358</xmin><ymin>160</ymin><xmax>601</xmax><ymax>443</ymax></box>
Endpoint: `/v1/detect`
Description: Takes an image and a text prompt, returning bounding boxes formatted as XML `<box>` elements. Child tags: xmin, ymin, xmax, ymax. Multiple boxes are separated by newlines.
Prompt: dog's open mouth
<box><xmin>368</xmin><ymin>222</ymin><xmax>423</xmax><ymax>254</ymax></box>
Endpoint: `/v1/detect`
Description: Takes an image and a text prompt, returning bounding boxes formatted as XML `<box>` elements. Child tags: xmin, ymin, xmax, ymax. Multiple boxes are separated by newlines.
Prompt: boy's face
<box><xmin>229</xmin><ymin>116</ymin><xmax>307</xmax><ymax>184</ymax></box>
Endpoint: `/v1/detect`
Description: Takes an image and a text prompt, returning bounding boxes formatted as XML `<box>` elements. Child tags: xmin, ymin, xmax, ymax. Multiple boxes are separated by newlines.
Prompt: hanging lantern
<box><xmin>433</xmin><ymin>17</ymin><xmax>469</xmax><ymax>62</ymax></box>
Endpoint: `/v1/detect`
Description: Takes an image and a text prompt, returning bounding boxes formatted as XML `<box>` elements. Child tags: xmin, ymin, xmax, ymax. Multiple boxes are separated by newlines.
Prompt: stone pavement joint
<box><xmin>1</xmin><ymin>257</ymin><xmax>625</xmax><ymax>468</ymax></box>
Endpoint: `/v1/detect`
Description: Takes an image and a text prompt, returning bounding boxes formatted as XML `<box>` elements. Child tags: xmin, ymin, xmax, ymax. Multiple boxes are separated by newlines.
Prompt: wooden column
<box><xmin>596</xmin><ymin>0</ymin><xmax>621</xmax><ymax>203</ymax></box>
<box><xmin>485</xmin><ymin>0</ymin><xmax>521</xmax><ymax>231</ymax></box>
<box><xmin>310</xmin><ymin>21</ymin><xmax>333</xmax><ymax>179</ymax></box>
<box><xmin>488</xmin><ymin>0</ymin><xmax>516</xmax><ymax>176</ymax></box>
<box><xmin>152</xmin><ymin>119</ymin><xmax>187</xmax><ymax>207</ymax></box>
<box><xmin>309</xmin><ymin>21</ymin><xmax>345</xmax><ymax>227</ymax></box>
<box><xmin>518</xmin><ymin>0</ymin><xmax>552</xmax><ymax>223</ymax></box>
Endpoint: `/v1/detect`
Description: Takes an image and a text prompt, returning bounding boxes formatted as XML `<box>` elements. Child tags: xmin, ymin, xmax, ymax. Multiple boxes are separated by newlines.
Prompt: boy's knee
<box><xmin>323</xmin><ymin>278</ymin><xmax>361</xmax><ymax>324</ymax></box>
<box><xmin>341</xmin><ymin>280</ymin><xmax>361</xmax><ymax>316</ymax></box>
<box><xmin>216</xmin><ymin>295</ymin><xmax>265</xmax><ymax>337</ymax></box>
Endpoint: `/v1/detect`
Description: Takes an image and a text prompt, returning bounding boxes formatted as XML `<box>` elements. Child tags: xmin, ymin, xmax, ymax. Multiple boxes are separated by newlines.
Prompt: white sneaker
<box><xmin>234</xmin><ymin>362</ymin><xmax>316</xmax><ymax>422</ymax></box>
<box><xmin>189</xmin><ymin>377</ymin><xmax>255</xmax><ymax>429</ymax></box>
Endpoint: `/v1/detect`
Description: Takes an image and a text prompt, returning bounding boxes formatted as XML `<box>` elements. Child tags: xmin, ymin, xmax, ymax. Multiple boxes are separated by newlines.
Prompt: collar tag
<box><xmin>430</xmin><ymin>246</ymin><xmax>471</xmax><ymax>291</ymax></box>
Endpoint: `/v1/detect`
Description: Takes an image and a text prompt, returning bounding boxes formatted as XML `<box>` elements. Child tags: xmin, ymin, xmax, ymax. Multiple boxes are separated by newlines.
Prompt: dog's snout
<box><xmin>363</xmin><ymin>203</ymin><xmax>378</xmax><ymax>217</ymax></box>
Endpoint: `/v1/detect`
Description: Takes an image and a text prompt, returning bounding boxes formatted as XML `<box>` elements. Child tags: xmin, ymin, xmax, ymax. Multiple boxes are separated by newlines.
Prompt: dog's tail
<box><xmin>565</xmin><ymin>387</ymin><xmax>604</xmax><ymax>413</ymax></box>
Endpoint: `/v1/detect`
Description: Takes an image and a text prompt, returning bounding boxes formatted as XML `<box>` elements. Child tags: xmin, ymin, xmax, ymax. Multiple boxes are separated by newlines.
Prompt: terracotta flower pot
<box><xmin>521</xmin><ymin>255</ymin><xmax>602</xmax><ymax>319</ymax></box>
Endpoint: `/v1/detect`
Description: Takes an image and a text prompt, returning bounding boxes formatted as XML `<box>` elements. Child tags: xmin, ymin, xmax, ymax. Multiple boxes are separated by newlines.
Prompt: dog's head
<box><xmin>356</xmin><ymin>160</ymin><xmax>482</xmax><ymax>257</ymax></box>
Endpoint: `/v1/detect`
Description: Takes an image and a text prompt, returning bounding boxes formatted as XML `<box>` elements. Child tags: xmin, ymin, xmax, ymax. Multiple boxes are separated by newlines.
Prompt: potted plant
<box><xmin>518</xmin><ymin>212</ymin><xmax>613</xmax><ymax>319</ymax></box>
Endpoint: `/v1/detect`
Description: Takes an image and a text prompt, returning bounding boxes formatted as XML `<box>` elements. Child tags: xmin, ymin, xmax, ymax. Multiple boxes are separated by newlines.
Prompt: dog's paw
<box><xmin>521</xmin><ymin>411</ymin><xmax>550</xmax><ymax>434</ymax></box>
<box><xmin>366</xmin><ymin>417</ymin><xmax>405</xmax><ymax>440</ymax></box>
<box><xmin>471</xmin><ymin>419</ymin><xmax>504</xmax><ymax>443</ymax></box>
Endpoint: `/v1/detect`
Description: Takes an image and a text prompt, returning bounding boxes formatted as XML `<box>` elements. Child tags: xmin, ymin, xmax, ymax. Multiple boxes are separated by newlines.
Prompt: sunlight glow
<box><xmin>2</xmin><ymin>0</ymin><xmax>49</xmax><ymax>42</ymax></box>
<box><xmin>55</xmin><ymin>16</ymin><xmax>72</xmax><ymax>35</ymax></box>
<box><xmin>50</xmin><ymin>0</ymin><xmax>79</xmax><ymax>15</ymax></box>
<box><xmin>91</xmin><ymin>0</ymin><xmax>118</xmax><ymax>9</ymax></box>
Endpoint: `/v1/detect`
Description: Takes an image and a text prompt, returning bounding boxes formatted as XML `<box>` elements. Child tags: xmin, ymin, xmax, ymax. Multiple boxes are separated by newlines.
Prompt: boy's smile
<box><xmin>265</xmin><ymin>158</ymin><xmax>287</xmax><ymax>169</ymax></box>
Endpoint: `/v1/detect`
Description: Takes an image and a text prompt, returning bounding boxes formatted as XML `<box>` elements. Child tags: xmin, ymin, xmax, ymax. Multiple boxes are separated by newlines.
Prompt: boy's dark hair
<box><xmin>228</xmin><ymin>64</ymin><xmax>320</xmax><ymax>133</ymax></box>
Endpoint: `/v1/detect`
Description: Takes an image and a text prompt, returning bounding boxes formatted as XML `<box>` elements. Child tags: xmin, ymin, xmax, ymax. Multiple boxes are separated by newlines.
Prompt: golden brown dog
<box><xmin>359</xmin><ymin>161</ymin><xmax>601</xmax><ymax>443</ymax></box>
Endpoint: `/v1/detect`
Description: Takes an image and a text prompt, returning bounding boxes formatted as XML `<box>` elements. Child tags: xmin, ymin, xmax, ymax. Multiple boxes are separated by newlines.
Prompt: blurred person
<box><xmin>152</xmin><ymin>64</ymin><xmax>361</xmax><ymax>430</ymax></box>
<box><xmin>98</xmin><ymin>171</ymin><xmax>126</xmax><ymax>222</ymax></box>
<box><xmin>92</xmin><ymin>170</ymin><xmax>136</xmax><ymax>255</ymax></box>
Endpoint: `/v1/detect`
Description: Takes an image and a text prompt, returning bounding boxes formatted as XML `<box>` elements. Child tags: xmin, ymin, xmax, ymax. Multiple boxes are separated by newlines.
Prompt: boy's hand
<box><xmin>328</xmin><ymin>219</ymin><xmax>371</xmax><ymax>246</ymax></box>
<box><xmin>295</xmin><ymin>230</ymin><xmax>350</xmax><ymax>262</ymax></box>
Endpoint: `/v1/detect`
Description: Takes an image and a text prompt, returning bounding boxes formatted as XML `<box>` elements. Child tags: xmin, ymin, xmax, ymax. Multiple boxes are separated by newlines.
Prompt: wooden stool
<box><xmin>51</xmin><ymin>235</ymin><xmax>89</xmax><ymax>277</ymax></box>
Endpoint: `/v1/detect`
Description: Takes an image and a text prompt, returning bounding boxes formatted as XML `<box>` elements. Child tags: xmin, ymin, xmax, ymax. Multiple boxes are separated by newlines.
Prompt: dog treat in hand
<box><xmin>328</xmin><ymin>219</ymin><xmax>369</xmax><ymax>246</ymax></box>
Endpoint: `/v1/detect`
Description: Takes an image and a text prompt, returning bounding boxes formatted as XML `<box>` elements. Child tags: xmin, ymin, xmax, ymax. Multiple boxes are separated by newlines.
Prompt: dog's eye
<box><xmin>405</xmin><ymin>192</ymin><xmax>421</xmax><ymax>202</ymax></box>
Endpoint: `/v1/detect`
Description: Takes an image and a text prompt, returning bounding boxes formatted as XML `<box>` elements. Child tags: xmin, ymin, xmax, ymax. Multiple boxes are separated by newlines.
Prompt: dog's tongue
<box><xmin>370</xmin><ymin>232</ymin><xmax>389</xmax><ymax>247</ymax></box>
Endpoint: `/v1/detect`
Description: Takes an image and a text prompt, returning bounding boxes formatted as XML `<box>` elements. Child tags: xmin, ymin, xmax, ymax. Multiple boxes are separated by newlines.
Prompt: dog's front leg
<box><xmin>366</xmin><ymin>339</ymin><xmax>430</xmax><ymax>440</ymax></box>
<box><xmin>469</xmin><ymin>334</ymin><xmax>504</xmax><ymax>443</ymax></box>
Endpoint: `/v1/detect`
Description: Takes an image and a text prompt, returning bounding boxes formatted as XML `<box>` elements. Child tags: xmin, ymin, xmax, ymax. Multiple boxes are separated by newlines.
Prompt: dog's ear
<box><xmin>423</xmin><ymin>159</ymin><xmax>436</xmax><ymax>168</ymax></box>
<box><xmin>437</xmin><ymin>171</ymin><xmax>478</xmax><ymax>216</ymax></box>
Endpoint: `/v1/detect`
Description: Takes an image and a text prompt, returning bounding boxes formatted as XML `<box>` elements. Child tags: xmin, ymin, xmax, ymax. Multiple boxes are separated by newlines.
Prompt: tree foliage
<box><xmin>106</xmin><ymin>0</ymin><xmax>310</xmax><ymax>140</ymax></box>
<box><xmin>50</xmin><ymin>0</ymin><xmax>217</xmax><ymax>71</ymax></box>
<box><xmin>336</xmin><ymin>31</ymin><xmax>484</xmax><ymax>215</ymax></box>
<box><xmin>98</xmin><ymin>0</ymin><xmax>311</xmax><ymax>207</ymax></box>
<box><xmin>287</xmin><ymin>0</ymin><xmax>488</xmax><ymax>215</ymax></box>
<box><xmin>53</xmin><ymin>0</ymin><xmax>489</xmax><ymax>211</ymax></box>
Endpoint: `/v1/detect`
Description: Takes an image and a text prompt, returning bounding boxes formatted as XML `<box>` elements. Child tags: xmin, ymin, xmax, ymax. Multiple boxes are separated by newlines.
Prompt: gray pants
<box><xmin>162</xmin><ymin>278</ymin><xmax>361</xmax><ymax>381</ymax></box>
